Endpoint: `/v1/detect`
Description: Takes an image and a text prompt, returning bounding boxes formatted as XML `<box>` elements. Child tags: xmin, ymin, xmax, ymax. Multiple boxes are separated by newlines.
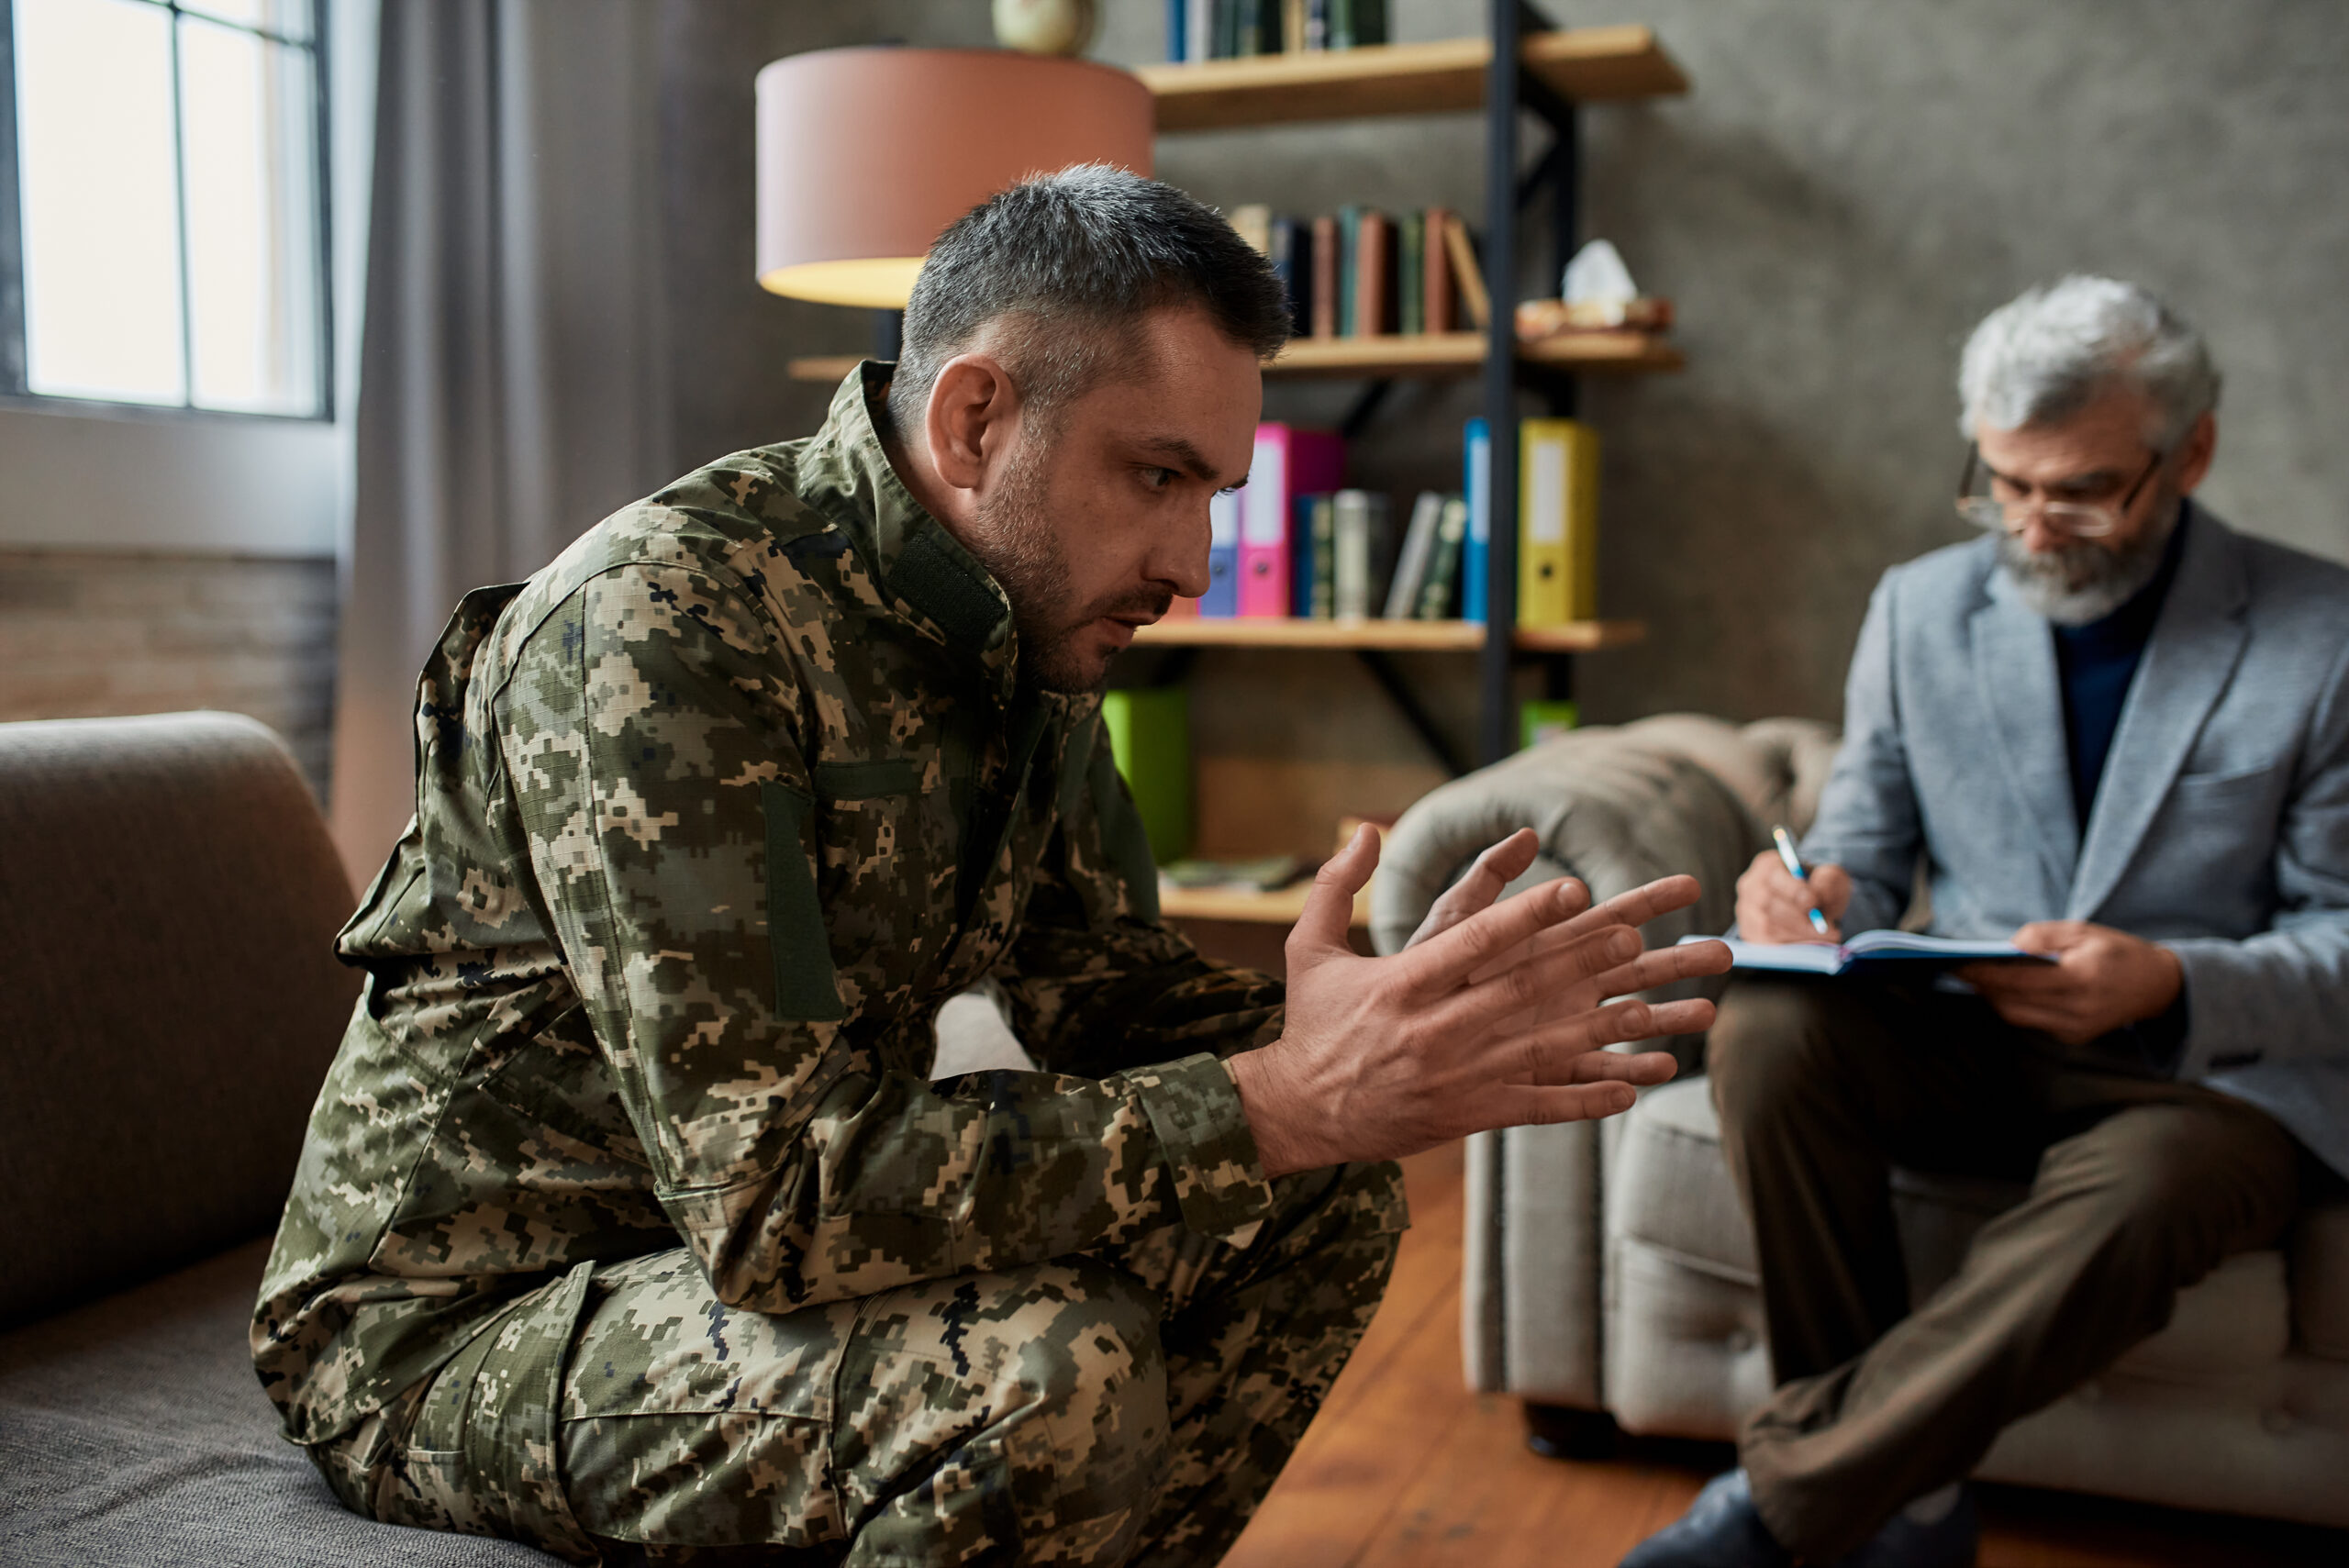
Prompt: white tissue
<box><xmin>1562</xmin><ymin>239</ymin><xmax>1639</xmax><ymax>315</ymax></box>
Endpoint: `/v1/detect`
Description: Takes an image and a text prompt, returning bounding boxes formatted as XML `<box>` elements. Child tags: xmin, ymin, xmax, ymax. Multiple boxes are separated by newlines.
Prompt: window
<box><xmin>0</xmin><ymin>0</ymin><xmax>328</xmax><ymax>418</ymax></box>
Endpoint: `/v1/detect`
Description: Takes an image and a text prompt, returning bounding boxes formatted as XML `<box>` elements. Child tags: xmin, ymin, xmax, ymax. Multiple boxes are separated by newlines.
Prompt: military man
<box><xmin>255</xmin><ymin>166</ymin><xmax>1730</xmax><ymax>1565</ymax></box>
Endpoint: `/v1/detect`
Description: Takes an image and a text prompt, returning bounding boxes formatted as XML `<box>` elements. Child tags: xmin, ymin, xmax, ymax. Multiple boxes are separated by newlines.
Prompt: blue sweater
<box><xmin>2048</xmin><ymin>504</ymin><xmax>2193</xmax><ymax>1066</ymax></box>
<box><xmin>2052</xmin><ymin>506</ymin><xmax>2190</xmax><ymax>820</ymax></box>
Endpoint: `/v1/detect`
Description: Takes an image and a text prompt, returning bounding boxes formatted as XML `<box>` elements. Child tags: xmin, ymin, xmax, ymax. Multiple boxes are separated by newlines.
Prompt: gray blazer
<box><xmin>1805</xmin><ymin>503</ymin><xmax>2349</xmax><ymax>1179</ymax></box>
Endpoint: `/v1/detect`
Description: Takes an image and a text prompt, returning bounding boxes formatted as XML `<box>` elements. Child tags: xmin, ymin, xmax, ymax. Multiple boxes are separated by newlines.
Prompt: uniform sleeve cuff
<box><xmin>1127</xmin><ymin>1051</ymin><xmax>1277</xmax><ymax>1250</ymax></box>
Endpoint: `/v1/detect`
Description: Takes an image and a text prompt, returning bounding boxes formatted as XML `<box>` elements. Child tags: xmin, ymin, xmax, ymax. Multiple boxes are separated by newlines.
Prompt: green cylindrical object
<box><xmin>1101</xmin><ymin>685</ymin><xmax>1193</xmax><ymax>864</ymax></box>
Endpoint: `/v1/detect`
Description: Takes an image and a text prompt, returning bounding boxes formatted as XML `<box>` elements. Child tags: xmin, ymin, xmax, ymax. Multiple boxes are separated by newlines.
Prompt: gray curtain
<box><xmin>329</xmin><ymin>0</ymin><xmax>673</xmax><ymax>883</ymax></box>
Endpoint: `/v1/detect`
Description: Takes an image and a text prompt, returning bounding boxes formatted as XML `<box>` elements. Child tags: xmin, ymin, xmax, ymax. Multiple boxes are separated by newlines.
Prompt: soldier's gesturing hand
<box><xmin>1230</xmin><ymin>828</ymin><xmax>1732</xmax><ymax>1178</ymax></box>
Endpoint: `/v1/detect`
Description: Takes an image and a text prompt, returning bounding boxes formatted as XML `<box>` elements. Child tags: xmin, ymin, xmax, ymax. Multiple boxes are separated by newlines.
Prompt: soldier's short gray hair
<box><xmin>1957</xmin><ymin>274</ymin><xmax>2221</xmax><ymax>451</ymax></box>
<box><xmin>885</xmin><ymin>164</ymin><xmax>1291</xmax><ymax>439</ymax></box>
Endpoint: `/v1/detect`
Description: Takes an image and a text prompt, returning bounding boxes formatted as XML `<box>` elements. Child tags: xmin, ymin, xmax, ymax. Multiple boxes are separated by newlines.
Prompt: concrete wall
<box><xmin>664</xmin><ymin>0</ymin><xmax>2347</xmax><ymax>727</ymax></box>
<box><xmin>1096</xmin><ymin>0</ymin><xmax>2349</xmax><ymax>725</ymax></box>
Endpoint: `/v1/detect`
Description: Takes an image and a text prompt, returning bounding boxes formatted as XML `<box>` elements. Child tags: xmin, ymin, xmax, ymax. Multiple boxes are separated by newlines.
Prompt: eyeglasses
<box><xmin>1954</xmin><ymin>445</ymin><xmax>2166</xmax><ymax>539</ymax></box>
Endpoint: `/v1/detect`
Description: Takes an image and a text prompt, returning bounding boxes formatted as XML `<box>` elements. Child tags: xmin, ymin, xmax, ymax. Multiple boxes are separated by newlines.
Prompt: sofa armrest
<box><xmin>1373</xmin><ymin>717</ymin><xmax>1766</xmax><ymax>970</ymax></box>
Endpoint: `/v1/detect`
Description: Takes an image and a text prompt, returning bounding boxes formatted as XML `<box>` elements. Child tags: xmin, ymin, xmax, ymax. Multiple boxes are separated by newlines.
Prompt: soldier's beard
<box><xmin>965</xmin><ymin>442</ymin><xmax>1172</xmax><ymax>694</ymax></box>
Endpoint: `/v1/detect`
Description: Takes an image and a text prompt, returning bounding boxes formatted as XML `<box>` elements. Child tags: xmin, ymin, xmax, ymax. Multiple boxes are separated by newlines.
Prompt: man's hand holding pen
<box><xmin>1735</xmin><ymin>839</ymin><xmax>1855</xmax><ymax>944</ymax></box>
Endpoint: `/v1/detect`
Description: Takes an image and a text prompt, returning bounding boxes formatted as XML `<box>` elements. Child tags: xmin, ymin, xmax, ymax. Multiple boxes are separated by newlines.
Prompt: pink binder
<box><xmin>1238</xmin><ymin>424</ymin><xmax>1345</xmax><ymax>618</ymax></box>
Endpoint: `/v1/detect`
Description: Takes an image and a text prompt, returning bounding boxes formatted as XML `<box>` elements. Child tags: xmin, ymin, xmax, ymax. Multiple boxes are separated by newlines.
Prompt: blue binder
<box><xmin>1463</xmin><ymin>417</ymin><xmax>1491</xmax><ymax>623</ymax></box>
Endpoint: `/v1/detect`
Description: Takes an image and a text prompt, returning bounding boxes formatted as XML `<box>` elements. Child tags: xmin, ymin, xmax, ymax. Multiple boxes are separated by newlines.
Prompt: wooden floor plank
<box><xmin>1227</xmin><ymin>1140</ymin><xmax>2346</xmax><ymax>1568</ymax></box>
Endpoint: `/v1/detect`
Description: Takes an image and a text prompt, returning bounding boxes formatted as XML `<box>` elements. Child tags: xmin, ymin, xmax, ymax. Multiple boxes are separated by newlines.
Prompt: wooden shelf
<box><xmin>786</xmin><ymin>334</ymin><xmax>1681</xmax><ymax>384</ymax></box>
<box><xmin>1268</xmin><ymin>329</ymin><xmax>1681</xmax><ymax>378</ymax></box>
<box><xmin>1139</xmin><ymin>28</ymin><xmax>1688</xmax><ymax>132</ymax></box>
<box><xmin>1133</xmin><ymin>617</ymin><xmax>1647</xmax><ymax>652</ymax></box>
<box><xmin>1160</xmin><ymin>881</ymin><xmax>1369</xmax><ymax>928</ymax></box>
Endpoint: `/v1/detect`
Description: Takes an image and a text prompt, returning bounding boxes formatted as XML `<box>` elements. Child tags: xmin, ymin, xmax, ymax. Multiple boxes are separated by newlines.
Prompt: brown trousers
<box><xmin>1708</xmin><ymin>975</ymin><xmax>2308</xmax><ymax>1561</ymax></box>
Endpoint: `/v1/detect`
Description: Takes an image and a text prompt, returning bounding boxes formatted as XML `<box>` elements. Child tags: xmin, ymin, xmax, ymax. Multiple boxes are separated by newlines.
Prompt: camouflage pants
<box><xmin>312</xmin><ymin>1158</ymin><xmax>1405</xmax><ymax>1566</ymax></box>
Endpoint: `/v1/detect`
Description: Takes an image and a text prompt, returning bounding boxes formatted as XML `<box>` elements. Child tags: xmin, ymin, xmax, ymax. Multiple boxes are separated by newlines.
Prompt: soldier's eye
<box><xmin>1142</xmin><ymin>467</ymin><xmax>1177</xmax><ymax>492</ymax></box>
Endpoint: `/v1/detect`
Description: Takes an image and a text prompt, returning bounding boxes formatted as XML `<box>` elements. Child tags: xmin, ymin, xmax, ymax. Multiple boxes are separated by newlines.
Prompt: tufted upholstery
<box><xmin>1379</xmin><ymin>713</ymin><xmax>2349</xmax><ymax>1529</ymax></box>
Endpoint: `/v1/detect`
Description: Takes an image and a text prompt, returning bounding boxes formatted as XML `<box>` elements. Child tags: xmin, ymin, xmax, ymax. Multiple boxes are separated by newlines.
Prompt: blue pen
<box><xmin>1772</xmin><ymin>825</ymin><xmax>1833</xmax><ymax>937</ymax></box>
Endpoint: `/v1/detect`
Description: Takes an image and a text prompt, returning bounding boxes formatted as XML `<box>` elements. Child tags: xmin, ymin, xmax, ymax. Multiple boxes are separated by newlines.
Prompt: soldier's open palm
<box><xmin>1230</xmin><ymin>827</ymin><xmax>1731</xmax><ymax>1176</ymax></box>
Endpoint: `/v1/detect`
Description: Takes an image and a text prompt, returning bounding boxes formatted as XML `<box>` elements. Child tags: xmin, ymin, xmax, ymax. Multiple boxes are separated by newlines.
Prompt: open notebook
<box><xmin>1679</xmin><ymin>930</ymin><xmax>2050</xmax><ymax>976</ymax></box>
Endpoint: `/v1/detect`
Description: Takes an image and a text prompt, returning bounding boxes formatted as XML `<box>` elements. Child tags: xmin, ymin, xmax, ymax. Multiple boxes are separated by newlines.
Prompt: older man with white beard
<box><xmin>1624</xmin><ymin>275</ymin><xmax>2349</xmax><ymax>1568</ymax></box>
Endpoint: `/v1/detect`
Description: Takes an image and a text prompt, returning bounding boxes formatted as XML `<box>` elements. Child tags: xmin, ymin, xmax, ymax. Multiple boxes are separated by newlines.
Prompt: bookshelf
<box><xmin>1137</xmin><ymin>28</ymin><xmax>1687</xmax><ymax>130</ymax></box>
<box><xmin>786</xmin><ymin>328</ymin><xmax>1681</xmax><ymax>385</ymax></box>
<box><xmin>1132</xmin><ymin>617</ymin><xmax>1646</xmax><ymax>652</ymax></box>
<box><xmin>1120</xmin><ymin>8</ymin><xmax>1689</xmax><ymax>940</ymax></box>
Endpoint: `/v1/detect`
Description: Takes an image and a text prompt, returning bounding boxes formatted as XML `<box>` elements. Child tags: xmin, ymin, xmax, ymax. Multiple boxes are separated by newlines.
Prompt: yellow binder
<box><xmin>1518</xmin><ymin>418</ymin><xmax>1599</xmax><ymax>627</ymax></box>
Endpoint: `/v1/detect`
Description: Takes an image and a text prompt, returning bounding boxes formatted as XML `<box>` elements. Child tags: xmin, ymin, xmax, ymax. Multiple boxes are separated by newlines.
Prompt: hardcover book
<box><xmin>1423</xmin><ymin>207</ymin><xmax>1455</xmax><ymax>333</ymax></box>
<box><xmin>1309</xmin><ymin>215</ymin><xmax>1339</xmax><ymax>339</ymax></box>
<box><xmin>1683</xmin><ymin>931</ymin><xmax>2049</xmax><ymax>976</ymax></box>
<box><xmin>1398</xmin><ymin>211</ymin><xmax>1425</xmax><ymax>337</ymax></box>
<box><xmin>1416</xmin><ymin>496</ymin><xmax>1469</xmax><ymax>619</ymax></box>
<box><xmin>1332</xmin><ymin>489</ymin><xmax>1394</xmax><ymax>619</ymax></box>
<box><xmin>1384</xmin><ymin>490</ymin><xmax>1446</xmax><ymax>618</ymax></box>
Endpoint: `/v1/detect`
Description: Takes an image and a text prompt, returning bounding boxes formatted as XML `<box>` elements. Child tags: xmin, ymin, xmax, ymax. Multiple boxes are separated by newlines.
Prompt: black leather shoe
<box><xmin>1619</xmin><ymin>1470</ymin><xmax>1795</xmax><ymax>1568</ymax></box>
<box><xmin>1831</xmin><ymin>1487</ymin><xmax>1978</xmax><ymax>1568</ymax></box>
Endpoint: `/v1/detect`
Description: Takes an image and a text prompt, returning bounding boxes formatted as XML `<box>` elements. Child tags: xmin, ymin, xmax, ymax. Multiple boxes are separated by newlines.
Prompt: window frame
<box><xmin>0</xmin><ymin>0</ymin><xmax>335</xmax><ymax>424</ymax></box>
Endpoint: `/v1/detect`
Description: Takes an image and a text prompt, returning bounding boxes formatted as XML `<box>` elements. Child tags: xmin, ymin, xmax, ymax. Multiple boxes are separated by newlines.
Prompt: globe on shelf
<box><xmin>992</xmin><ymin>0</ymin><xmax>1097</xmax><ymax>57</ymax></box>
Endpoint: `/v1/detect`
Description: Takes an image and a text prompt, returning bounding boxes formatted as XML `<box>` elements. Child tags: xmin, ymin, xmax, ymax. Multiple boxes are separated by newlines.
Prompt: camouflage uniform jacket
<box><xmin>254</xmin><ymin>366</ymin><xmax>1288</xmax><ymax>1449</ymax></box>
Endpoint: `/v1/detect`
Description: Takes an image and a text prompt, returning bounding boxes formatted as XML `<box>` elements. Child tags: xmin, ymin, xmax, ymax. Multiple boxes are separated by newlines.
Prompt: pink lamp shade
<box><xmin>756</xmin><ymin>48</ymin><xmax>1155</xmax><ymax>310</ymax></box>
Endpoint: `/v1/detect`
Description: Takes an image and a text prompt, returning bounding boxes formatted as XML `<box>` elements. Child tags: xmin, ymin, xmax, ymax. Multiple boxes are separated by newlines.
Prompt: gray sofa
<box><xmin>0</xmin><ymin>713</ymin><xmax>560</xmax><ymax>1566</ymax></box>
<box><xmin>1373</xmin><ymin>713</ymin><xmax>2349</xmax><ymax>1529</ymax></box>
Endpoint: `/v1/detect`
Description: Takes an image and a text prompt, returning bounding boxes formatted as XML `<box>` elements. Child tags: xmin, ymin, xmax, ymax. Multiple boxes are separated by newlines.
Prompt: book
<box><xmin>1297</xmin><ymin>493</ymin><xmax>1337</xmax><ymax>617</ymax></box>
<box><xmin>1384</xmin><ymin>489</ymin><xmax>1446</xmax><ymax>618</ymax></box>
<box><xmin>1306</xmin><ymin>0</ymin><xmax>1330</xmax><ymax>50</ymax></box>
<box><xmin>1309</xmin><ymin>215</ymin><xmax>1339</xmax><ymax>339</ymax></box>
<box><xmin>1202</xmin><ymin>488</ymin><xmax>1241</xmax><ymax>617</ymax></box>
<box><xmin>1682</xmin><ymin>931</ymin><xmax>2052</xmax><ymax>976</ymax></box>
<box><xmin>1398</xmin><ymin>211</ymin><xmax>1425</xmax><ymax>336</ymax></box>
<box><xmin>1233</xmin><ymin>0</ymin><xmax>1264</xmax><ymax>56</ymax></box>
<box><xmin>1189</xmin><ymin>0</ymin><xmax>1215</xmax><ymax>61</ymax></box>
<box><xmin>1416</xmin><ymin>495</ymin><xmax>1468</xmax><ymax>618</ymax></box>
<box><xmin>1518</xmin><ymin>417</ymin><xmax>1599</xmax><ymax>627</ymax></box>
<box><xmin>1229</xmin><ymin>203</ymin><xmax>1273</xmax><ymax>256</ymax></box>
<box><xmin>1267</xmin><ymin>214</ymin><xmax>1307</xmax><ymax>336</ymax></box>
<box><xmin>1423</xmin><ymin>207</ymin><xmax>1455</xmax><ymax>334</ymax></box>
<box><xmin>1330</xmin><ymin>0</ymin><xmax>1386</xmax><ymax>49</ymax></box>
<box><xmin>1167</xmin><ymin>0</ymin><xmax>1187</xmax><ymax>61</ymax></box>
<box><xmin>1283</xmin><ymin>0</ymin><xmax>1308</xmax><ymax>51</ymax></box>
<box><xmin>1332</xmin><ymin>489</ymin><xmax>1392</xmax><ymax>618</ymax></box>
<box><xmin>1239</xmin><ymin>424</ymin><xmax>1345</xmax><ymax>618</ymax></box>
<box><xmin>1462</xmin><ymin>417</ymin><xmax>1491</xmax><ymax>622</ymax></box>
<box><xmin>1101</xmin><ymin>685</ymin><xmax>1192</xmax><ymax>863</ymax></box>
<box><xmin>1445</xmin><ymin>217</ymin><xmax>1491</xmax><ymax>329</ymax></box>
<box><xmin>1335</xmin><ymin>206</ymin><xmax>1362</xmax><ymax>339</ymax></box>
<box><xmin>1354</xmin><ymin>209</ymin><xmax>1393</xmax><ymax>337</ymax></box>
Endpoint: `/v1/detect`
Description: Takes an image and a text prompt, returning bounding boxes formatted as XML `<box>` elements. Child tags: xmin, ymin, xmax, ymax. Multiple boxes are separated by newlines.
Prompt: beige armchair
<box><xmin>1371</xmin><ymin>714</ymin><xmax>2349</xmax><ymax>1529</ymax></box>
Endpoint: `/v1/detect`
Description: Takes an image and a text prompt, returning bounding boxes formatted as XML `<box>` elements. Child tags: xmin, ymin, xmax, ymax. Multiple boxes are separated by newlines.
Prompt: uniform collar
<box><xmin>798</xmin><ymin>363</ymin><xmax>1016</xmax><ymax>670</ymax></box>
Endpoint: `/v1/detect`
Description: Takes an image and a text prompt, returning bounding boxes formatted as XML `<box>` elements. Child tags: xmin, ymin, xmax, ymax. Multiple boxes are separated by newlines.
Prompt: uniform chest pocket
<box><xmin>804</xmin><ymin>760</ymin><xmax>958</xmax><ymax>984</ymax></box>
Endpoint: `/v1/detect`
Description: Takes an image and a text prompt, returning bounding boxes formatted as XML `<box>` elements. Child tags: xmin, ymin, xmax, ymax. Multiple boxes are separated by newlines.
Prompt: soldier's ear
<box><xmin>925</xmin><ymin>352</ymin><xmax>1019</xmax><ymax>495</ymax></box>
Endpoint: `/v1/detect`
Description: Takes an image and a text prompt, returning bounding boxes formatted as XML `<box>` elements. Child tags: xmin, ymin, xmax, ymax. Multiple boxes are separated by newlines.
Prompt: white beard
<box><xmin>1998</xmin><ymin>501</ymin><xmax>2182</xmax><ymax>626</ymax></box>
